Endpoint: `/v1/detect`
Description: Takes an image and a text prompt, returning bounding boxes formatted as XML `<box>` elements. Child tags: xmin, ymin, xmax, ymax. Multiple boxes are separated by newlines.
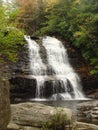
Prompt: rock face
<box><xmin>63</xmin><ymin>41</ymin><xmax>98</xmax><ymax>98</ymax></box>
<box><xmin>7</xmin><ymin>102</ymin><xmax>75</xmax><ymax>130</ymax></box>
<box><xmin>10</xmin><ymin>75</ymin><xmax>71</xmax><ymax>102</ymax></box>
<box><xmin>0</xmin><ymin>72</ymin><xmax>11</xmax><ymax>130</ymax></box>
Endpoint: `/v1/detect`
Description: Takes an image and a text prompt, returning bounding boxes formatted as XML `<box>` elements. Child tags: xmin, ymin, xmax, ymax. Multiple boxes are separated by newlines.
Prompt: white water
<box><xmin>42</xmin><ymin>36</ymin><xmax>84</xmax><ymax>99</ymax></box>
<box><xmin>24</xmin><ymin>35</ymin><xmax>46</xmax><ymax>98</ymax></box>
<box><xmin>24</xmin><ymin>35</ymin><xmax>85</xmax><ymax>100</ymax></box>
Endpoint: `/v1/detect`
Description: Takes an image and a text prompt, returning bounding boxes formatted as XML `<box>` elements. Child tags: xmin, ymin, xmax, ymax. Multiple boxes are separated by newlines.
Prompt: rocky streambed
<box><xmin>77</xmin><ymin>100</ymin><xmax>98</xmax><ymax>125</ymax></box>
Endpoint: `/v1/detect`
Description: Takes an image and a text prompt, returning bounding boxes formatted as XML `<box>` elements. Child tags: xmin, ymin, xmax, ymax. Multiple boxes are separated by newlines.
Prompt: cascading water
<box><xmin>24</xmin><ymin>35</ymin><xmax>46</xmax><ymax>98</ymax></box>
<box><xmin>24</xmin><ymin>35</ymin><xmax>85</xmax><ymax>100</ymax></box>
<box><xmin>42</xmin><ymin>36</ymin><xmax>84</xmax><ymax>99</ymax></box>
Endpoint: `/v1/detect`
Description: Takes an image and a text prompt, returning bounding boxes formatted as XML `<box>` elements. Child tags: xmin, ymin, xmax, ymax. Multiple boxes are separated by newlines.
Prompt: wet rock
<box><xmin>9</xmin><ymin>75</ymin><xmax>37</xmax><ymax>101</ymax></box>
<box><xmin>77</xmin><ymin>100</ymin><xmax>98</xmax><ymax>124</ymax></box>
<box><xmin>63</xmin><ymin>41</ymin><xmax>98</xmax><ymax>98</ymax></box>
<box><xmin>9</xmin><ymin>74</ymin><xmax>76</xmax><ymax>102</ymax></box>
<box><xmin>82</xmin><ymin>77</ymin><xmax>98</xmax><ymax>98</ymax></box>
<box><xmin>30</xmin><ymin>35</ymin><xmax>40</xmax><ymax>40</ymax></box>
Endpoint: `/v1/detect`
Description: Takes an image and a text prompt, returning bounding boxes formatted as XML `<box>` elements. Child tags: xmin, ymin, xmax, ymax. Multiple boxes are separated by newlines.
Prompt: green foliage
<box><xmin>42</xmin><ymin>109</ymin><xmax>70</xmax><ymax>130</ymax></box>
<box><xmin>0</xmin><ymin>3</ymin><xmax>24</xmax><ymax>62</ymax></box>
<box><xmin>39</xmin><ymin>0</ymin><xmax>73</xmax><ymax>38</ymax></box>
<box><xmin>90</xmin><ymin>58</ymin><xmax>98</xmax><ymax>75</ymax></box>
<box><xmin>37</xmin><ymin>0</ymin><xmax>98</xmax><ymax>76</ymax></box>
<box><xmin>0</xmin><ymin>0</ymin><xmax>98</xmax><ymax>75</ymax></box>
<box><xmin>0</xmin><ymin>28</ymin><xmax>24</xmax><ymax>62</ymax></box>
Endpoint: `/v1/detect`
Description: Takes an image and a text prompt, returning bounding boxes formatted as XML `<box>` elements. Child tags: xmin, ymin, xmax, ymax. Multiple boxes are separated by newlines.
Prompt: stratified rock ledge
<box><xmin>76</xmin><ymin>122</ymin><xmax>98</xmax><ymax>130</ymax></box>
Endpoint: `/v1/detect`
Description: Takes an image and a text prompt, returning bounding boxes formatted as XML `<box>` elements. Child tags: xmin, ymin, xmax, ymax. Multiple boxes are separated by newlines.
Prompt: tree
<box><xmin>12</xmin><ymin>0</ymin><xmax>42</xmax><ymax>34</ymax></box>
<box><xmin>38</xmin><ymin>0</ymin><xmax>98</xmax><ymax>75</ymax></box>
<box><xmin>0</xmin><ymin>2</ymin><xmax>24</xmax><ymax>62</ymax></box>
<box><xmin>10</xmin><ymin>0</ymin><xmax>60</xmax><ymax>34</ymax></box>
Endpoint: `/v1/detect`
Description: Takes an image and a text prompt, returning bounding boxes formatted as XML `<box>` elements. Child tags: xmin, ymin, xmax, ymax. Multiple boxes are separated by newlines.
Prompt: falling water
<box><xmin>24</xmin><ymin>35</ymin><xmax>85</xmax><ymax>100</ymax></box>
<box><xmin>43</xmin><ymin>36</ymin><xmax>84</xmax><ymax>99</ymax></box>
<box><xmin>24</xmin><ymin>35</ymin><xmax>46</xmax><ymax>98</ymax></box>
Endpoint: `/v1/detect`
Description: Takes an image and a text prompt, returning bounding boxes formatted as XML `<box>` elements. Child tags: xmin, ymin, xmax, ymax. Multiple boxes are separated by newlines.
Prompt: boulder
<box><xmin>7</xmin><ymin>102</ymin><xmax>98</xmax><ymax>130</ymax></box>
<box><xmin>8</xmin><ymin>102</ymin><xmax>75</xmax><ymax>130</ymax></box>
<box><xmin>0</xmin><ymin>72</ymin><xmax>11</xmax><ymax>130</ymax></box>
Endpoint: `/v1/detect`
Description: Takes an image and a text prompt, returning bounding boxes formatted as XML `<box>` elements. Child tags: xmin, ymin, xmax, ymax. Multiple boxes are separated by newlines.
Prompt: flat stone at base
<box><xmin>76</xmin><ymin>122</ymin><xmax>98</xmax><ymax>130</ymax></box>
<box><xmin>7</xmin><ymin>123</ymin><xmax>19</xmax><ymax>130</ymax></box>
<box><xmin>10</xmin><ymin>102</ymin><xmax>73</xmax><ymax>127</ymax></box>
<box><xmin>7</xmin><ymin>123</ymin><xmax>41</xmax><ymax>130</ymax></box>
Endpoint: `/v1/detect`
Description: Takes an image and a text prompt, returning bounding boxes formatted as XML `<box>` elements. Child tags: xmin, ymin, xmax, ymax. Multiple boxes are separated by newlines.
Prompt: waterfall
<box><xmin>24</xmin><ymin>35</ymin><xmax>46</xmax><ymax>98</ymax></box>
<box><xmin>42</xmin><ymin>36</ymin><xmax>84</xmax><ymax>99</ymax></box>
<box><xmin>24</xmin><ymin>35</ymin><xmax>85</xmax><ymax>100</ymax></box>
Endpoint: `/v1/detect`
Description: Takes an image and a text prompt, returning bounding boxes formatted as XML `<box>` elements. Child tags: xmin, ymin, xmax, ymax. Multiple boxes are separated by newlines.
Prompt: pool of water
<box><xmin>29</xmin><ymin>98</ymin><xmax>91</xmax><ymax>111</ymax></box>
